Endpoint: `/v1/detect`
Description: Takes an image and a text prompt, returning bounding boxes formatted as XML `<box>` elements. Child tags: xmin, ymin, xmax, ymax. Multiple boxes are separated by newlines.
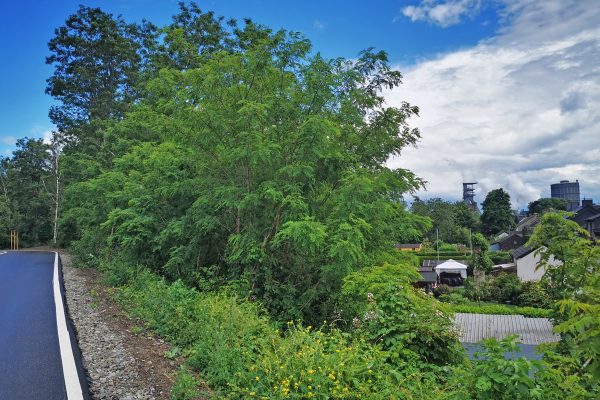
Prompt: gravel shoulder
<box><xmin>61</xmin><ymin>252</ymin><xmax>184</xmax><ymax>400</ymax></box>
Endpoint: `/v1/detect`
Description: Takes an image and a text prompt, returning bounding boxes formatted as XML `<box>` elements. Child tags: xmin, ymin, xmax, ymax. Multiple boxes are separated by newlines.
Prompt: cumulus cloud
<box><xmin>387</xmin><ymin>0</ymin><xmax>600</xmax><ymax>208</ymax></box>
<box><xmin>399</xmin><ymin>0</ymin><xmax>481</xmax><ymax>27</ymax></box>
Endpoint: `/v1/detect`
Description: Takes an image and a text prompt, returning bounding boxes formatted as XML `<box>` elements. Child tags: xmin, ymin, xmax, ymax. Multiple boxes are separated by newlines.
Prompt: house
<box><xmin>513</xmin><ymin>246</ymin><xmax>560</xmax><ymax>282</ymax></box>
<box><xmin>584</xmin><ymin>214</ymin><xmax>600</xmax><ymax>240</ymax></box>
<box><xmin>415</xmin><ymin>266</ymin><xmax>437</xmax><ymax>292</ymax></box>
<box><xmin>395</xmin><ymin>243</ymin><xmax>422</xmax><ymax>252</ymax></box>
<box><xmin>572</xmin><ymin>199</ymin><xmax>600</xmax><ymax>240</ymax></box>
<box><xmin>515</xmin><ymin>214</ymin><xmax>540</xmax><ymax>236</ymax></box>
<box><xmin>490</xmin><ymin>231</ymin><xmax>524</xmax><ymax>251</ymax></box>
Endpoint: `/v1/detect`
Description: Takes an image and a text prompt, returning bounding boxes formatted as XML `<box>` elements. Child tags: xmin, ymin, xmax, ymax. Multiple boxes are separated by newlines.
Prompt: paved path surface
<box><xmin>0</xmin><ymin>251</ymin><xmax>88</xmax><ymax>400</ymax></box>
<box><xmin>454</xmin><ymin>312</ymin><xmax>559</xmax><ymax>345</ymax></box>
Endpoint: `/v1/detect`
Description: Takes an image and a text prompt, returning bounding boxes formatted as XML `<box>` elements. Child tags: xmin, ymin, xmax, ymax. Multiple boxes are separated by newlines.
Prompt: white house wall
<box><xmin>516</xmin><ymin>250</ymin><xmax>560</xmax><ymax>282</ymax></box>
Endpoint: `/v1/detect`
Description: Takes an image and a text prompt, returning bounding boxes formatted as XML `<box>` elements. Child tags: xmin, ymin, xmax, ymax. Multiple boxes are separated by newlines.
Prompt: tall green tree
<box><xmin>65</xmin><ymin>21</ymin><xmax>425</xmax><ymax>323</ymax></box>
<box><xmin>46</xmin><ymin>6</ymin><xmax>148</xmax><ymax>147</ymax></box>
<box><xmin>481</xmin><ymin>188</ymin><xmax>515</xmax><ymax>236</ymax></box>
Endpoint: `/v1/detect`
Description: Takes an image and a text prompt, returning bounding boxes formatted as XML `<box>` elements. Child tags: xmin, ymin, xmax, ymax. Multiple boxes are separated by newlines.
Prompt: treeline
<box><xmin>0</xmin><ymin>137</ymin><xmax>60</xmax><ymax>247</ymax></box>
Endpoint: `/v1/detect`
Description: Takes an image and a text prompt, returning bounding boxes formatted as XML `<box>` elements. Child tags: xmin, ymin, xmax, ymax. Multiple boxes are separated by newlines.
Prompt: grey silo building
<box><xmin>551</xmin><ymin>180</ymin><xmax>580</xmax><ymax>211</ymax></box>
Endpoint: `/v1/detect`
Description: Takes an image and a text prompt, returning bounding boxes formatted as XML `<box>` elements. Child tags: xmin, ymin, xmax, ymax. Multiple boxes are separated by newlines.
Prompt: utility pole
<box><xmin>469</xmin><ymin>228</ymin><xmax>473</xmax><ymax>255</ymax></box>
<box><xmin>436</xmin><ymin>228</ymin><xmax>439</xmax><ymax>262</ymax></box>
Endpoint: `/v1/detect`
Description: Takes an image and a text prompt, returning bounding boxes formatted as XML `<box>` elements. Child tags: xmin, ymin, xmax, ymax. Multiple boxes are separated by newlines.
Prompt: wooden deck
<box><xmin>454</xmin><ymin>313</ymin><xmax>559</xmax><ymax>345</ymax></box>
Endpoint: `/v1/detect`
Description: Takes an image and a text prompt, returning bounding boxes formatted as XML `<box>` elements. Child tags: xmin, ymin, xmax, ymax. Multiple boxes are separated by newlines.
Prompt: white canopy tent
<box><xmin>435</xmin><ymin>259</ymin><xmax>468</xmax><ymax>279</ymax></box>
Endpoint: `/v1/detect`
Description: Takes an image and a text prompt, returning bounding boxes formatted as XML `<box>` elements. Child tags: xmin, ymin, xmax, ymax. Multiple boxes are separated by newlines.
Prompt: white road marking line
<box><xmin>53</xmin><ymin>252</ymin><xmax>84</xmax><ymax>400</ymax></box>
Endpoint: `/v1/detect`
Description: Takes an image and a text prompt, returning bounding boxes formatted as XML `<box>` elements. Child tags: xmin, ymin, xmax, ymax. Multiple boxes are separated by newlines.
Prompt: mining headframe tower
<box><xmin>463</xmin><ymin>182</ymin><xmax>480</xmax><ymax>212</ymax></box>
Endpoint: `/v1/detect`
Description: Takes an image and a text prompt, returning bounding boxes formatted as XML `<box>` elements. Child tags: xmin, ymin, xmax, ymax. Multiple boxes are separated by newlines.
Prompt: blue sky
<box><xmin>1</xmin><ymin>0</ymin><xmax>599</xmax><ymax>207</ymax></box>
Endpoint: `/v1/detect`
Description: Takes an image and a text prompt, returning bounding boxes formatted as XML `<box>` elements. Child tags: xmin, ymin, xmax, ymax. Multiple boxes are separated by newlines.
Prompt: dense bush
<box><xmin>466</xmin><ymin>337</ymin><xmax>542</xmax><ymax>400</ymax></box>
<box><xmin>490</xmin><ymin>251</ymin><xmax>512</xmax><ymax>264</ymax></box>
<box><xmin>342</xmin><ymin>264</ymin><xmax>464</xmax><ymax>366</ymax></box>
<box><xmin>517</xmin><ymin>282</ymin><xmax>552</xmax><ymax>309</ymax></box>
<box><xmin>433</xmin><ymin>283</ymin><xmax>452</xmax><ymax>297</ymax></box>
<box><xmin>491</xmin><ymin>273</ymin><xmax>523</xmax><ymax>304</ymax></box>
<box><xmin>117</xmin><ymin>267</ymin><xmax>463</xmax><ymax>399</ymax></box>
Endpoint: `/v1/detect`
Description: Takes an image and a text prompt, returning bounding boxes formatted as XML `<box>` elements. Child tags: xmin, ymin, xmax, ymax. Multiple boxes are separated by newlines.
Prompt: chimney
<box><xmin>582</xmin><ymin>198</ymin><xmax>593</xmax><ymax>207</ymax></box>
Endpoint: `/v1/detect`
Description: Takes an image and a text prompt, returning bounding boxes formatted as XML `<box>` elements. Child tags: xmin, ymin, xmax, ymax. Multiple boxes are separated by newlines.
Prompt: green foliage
<box><xmin>0</xmin><ymin>138</ymin><xmax>55</xmax><ymax>247</ymax></box>
<box><xmin>470</xmin><ymin>233</ymin><xmax>493</xmax><ymax>273</ymax></box>
<box><xmin>117</xmin><ymin>267</ymin><xmax>460</xmax><ymax>399</ymax></box>
<box><xmin>438</xmin><ymin>292</ymin><xmax>469</xmax><ymax>305</ymax></box>
<box><xmin>60</xmin><ymin>20</ymin><xmax>428</xmax><ymax>324</ymax></box>
<box><xmin>527</xmin><ymin>198</ymin><xmax>568</xmax><ymax>216</ymax></box>
<box><xmin>411</xmin><ymin>197</ymin><xmax>479</xmax><ymax>244</ymax></box>
<box><xmin>467</xmin><ymin>337</ymin><xmax>542</xmax><ymax>400</ymax></box>
<box><xmin>171</xmin><ymin>367</ymin><xmax>202</xmax><ymax>400</ymax></box>
<box><xmin>527</xmin><ymin>212</ymin><xmax>600</xmax><ymax>379</ymax></box>
<box><xmin>517</xmin><ymin>282</ymin><xmax>552</xmax><ymax>309</ymax></box>
<box><xmin>481</xmin><ymin>188</ymin><xmax>516</xmax><ymax>236</ymax></box>
<box><xmin>492</xmin><ymin>273</ymin><xmax>523</xmax><ymax>304</ymax></box>
<box><xmin>451</xmin><ymin>304</ymin><xmax>552</xmax><ymax>318</ymax></box>
<box><xmin>490</xmin><ymin>250</ymin><xmax>512</xmax><ymax>264</ymax></box>
<box><xmin>342</xmin><ymin>264</ymin><xmax>464</xmax><ymax>366</ymax></box>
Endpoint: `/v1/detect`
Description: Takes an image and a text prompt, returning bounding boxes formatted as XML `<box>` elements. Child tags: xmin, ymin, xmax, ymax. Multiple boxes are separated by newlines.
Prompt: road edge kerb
<box><xmin>54</xmin><ymin>252</ymin><xmax>91</xmax><ymax>400</ymax></box>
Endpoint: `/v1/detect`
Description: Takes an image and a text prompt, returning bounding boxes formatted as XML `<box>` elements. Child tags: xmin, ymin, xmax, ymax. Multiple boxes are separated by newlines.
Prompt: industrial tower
<box><xmin>463</xmin><ymin>182</ymin><xmax>480</xmax><ymax>212</ymax></box>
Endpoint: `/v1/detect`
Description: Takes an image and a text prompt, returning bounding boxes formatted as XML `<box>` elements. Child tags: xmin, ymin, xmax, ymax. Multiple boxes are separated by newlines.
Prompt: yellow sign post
<box><xmin>10</xmin><ymin>230</ymin><xmax>18</xmax><ymax>250</ymax></box>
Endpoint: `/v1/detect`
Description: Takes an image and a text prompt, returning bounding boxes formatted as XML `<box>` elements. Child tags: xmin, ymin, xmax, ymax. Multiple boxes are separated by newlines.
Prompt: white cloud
<box><xmin>399</xmin><ymin>0</ymin><xmax>481</xmax><ymax>27</ymax></box>
<box><xmin>387</xmin><ymin>0</ymin><xmax>600</xmax><ymax>208</ymax></box>
<box><xmin>41</xmin><ymin>130</ymin><xmax>54</xmax><ymax>144</ymax></box>
<box><xmin>313</xmin><ymin>19</ymin><xmax>326</xmax><ymax>31</ymax></box>
<box><xmin>0</xmin><ymin>136</ymin><xmax>17</xmax><ymax>146</ymax></box>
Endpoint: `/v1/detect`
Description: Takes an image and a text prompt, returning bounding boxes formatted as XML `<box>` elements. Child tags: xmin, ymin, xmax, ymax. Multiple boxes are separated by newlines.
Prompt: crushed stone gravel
<box><xmin>61</xmin><ymin>253</ymin><xmax>178</xmax><ymax>400</ymax></box>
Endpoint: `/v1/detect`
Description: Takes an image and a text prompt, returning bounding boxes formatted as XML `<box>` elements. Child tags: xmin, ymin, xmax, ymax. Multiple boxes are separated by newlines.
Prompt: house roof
<box><xmin>586</xmin><ymin>213</ymin><xmax>600</xmax><ymax>222</ymax></box>
<box><xmin>492</xmin><ymin>263</ymin><xmax>516</xmax><ymax>271</ymax></box>
<box><xmin>492</xmin><ymin>231</ymin><xmax>523</xmax><ymax>245</ymax></box>
<box><xmin>421</xmin><ymin>259</ymin><xmax>444</xmax><ymax>268</ymax></box>
<box><xmin>417</xmin><ymin>269</ymin><xmax>437</xmax><ymax>282</ymax></box>
<box><xmin>515</xmin><ymin>215</ymin><xmax>540</xmax><ymax>232</ymax></box>
<box><xmin>513</xmin><ymin>245</ymin><xmax>535</xmax><ymax>259</ymax></box>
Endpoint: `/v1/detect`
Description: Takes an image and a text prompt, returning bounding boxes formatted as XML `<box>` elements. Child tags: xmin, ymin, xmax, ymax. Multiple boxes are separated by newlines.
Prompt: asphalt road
<box><xmin>0</xmin><ymin>251</ymin><xmax>88</xmax><ymax>400</ymax></box>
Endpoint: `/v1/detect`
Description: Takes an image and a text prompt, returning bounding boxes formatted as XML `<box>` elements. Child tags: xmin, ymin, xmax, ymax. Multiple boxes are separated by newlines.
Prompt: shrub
<box><xmin>490</xmin><ymin>251</ymin><xmax>512</xmax><ymax>265</ymax></box>
<box><xmin>464</xmin><ymin>277</ymin><xmax>493</xmax><ymax>302</ymax></box>
<box><xmin>490</xmin><ymin>273</ymin><xmax>523</xmax><ymax>304</ymax></box>
<box><xmin>433</xmin><ymin>284</ymin><xmax>452</xmax><ymax>297</ymax></box>
<box><xmin>342</xmin><ymin>264</ymin><xmax>464</xmax><ymax>366</ymax></box>
<box><xmin>439</xmin><ymin>243</ymin><xmax>458</xmax><ymax>252</ymax></box>
<box><xmin>227</xmin><ymin>324</ymin><xmax>401</xmax><ymax>399</ymax></box>
<box><xmin>517</xmin><ymin>282</ymin><xmax>552</xmax><ymax>308</ymax></box>
<box><xmin>439</xmin><ymin>292</ymin><xmax>469</xmax><ymax>305</ymax></box>
<box><xmin>467</xmin><ymin>337</ymin><xmax>542</xmax><ymax>400</ymax></box>
<box><xmin>117</xmin><ymin>268</ymin><xmax>450</xmax><ymax>399</ymax></box>
<box><xmin>118</xmin><ymin>272</ymin><xmax>275</xmax><ymax>389</ymax></box>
